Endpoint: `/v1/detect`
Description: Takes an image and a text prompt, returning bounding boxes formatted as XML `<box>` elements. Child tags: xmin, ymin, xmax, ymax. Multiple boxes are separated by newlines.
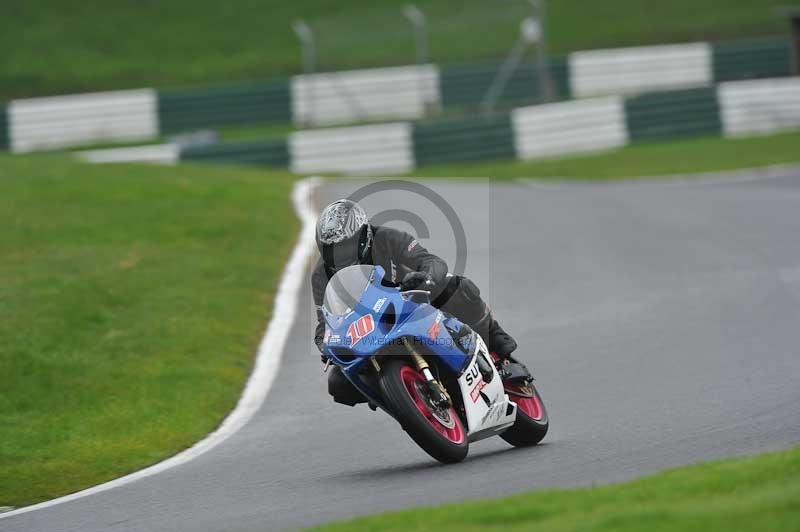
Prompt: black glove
<box><xmin>400</xmin><ymin>271</ymin><xmax>434</xmax><ymax>291</ymax></box>
<box><xmin>320</xmin><ymin>353</ymin><xmax>329</xmax><ymax>364</ymax></box>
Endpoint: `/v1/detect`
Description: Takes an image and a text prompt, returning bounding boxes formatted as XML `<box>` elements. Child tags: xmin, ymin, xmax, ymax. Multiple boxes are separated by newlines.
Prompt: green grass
<box><xmin>1</xmin><ymin>0</ymin><xmax>798</xmax><ymax>100</ymax></box>
<box><xmin>408</xmin><ymin>130</ymin><xmax>800</xmax><ymax>180</ymax></box>
<box><xmin>0</xmin><ymin>154</ymin><xmax>296</xmax><ymax>507</ymax></box>
<box><xmin>310</xmin><ymin>446</ymin><xmax>800</xmax><ymax>531</ymax></box>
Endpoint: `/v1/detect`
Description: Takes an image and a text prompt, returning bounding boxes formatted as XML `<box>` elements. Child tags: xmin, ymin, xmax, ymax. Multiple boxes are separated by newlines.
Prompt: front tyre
<box><xmin>379</xmin><ymin>358</ymin><xmax>468</xmax><ymax>463</ymax></box>
<box><xmin>500</xmin><ymin>382</ymin><xmax>549</xmax><ymax>447</ymax></box>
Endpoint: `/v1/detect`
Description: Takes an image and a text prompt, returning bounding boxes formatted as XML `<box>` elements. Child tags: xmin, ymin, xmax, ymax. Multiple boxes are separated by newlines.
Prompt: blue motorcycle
<box><xmin>320</xmin><ymin>265</ymin><xmax>548</xmax><ymax>463</ymax></box>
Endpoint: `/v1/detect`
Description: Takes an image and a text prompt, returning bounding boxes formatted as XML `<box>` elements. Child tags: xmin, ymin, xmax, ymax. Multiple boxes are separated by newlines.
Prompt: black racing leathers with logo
<box><xmin>312</xmin><ymin>225</ymin><xmax>448</xmax><ymax>352</ymax></box>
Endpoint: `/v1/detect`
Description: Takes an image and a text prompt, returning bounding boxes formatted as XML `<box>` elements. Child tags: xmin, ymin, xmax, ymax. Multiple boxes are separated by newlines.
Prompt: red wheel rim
<box><xmin>489</xmin><ymin>352</ymin><xmax>545</xmax><ymax>422</ymax></box>
<box><xmin>399</xmin><ymin>366</ymin><xmax>465</xmax><ymax>444</ymax></box>
<box><xmin>506</xmin><ymin>385</ymin><xmax>544</xmax><ymax>421</ymax></box>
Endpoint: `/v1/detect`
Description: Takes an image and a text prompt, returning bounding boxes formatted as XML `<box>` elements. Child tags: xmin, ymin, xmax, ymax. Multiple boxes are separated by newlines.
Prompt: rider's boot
<box><xmin>470</xmin><ymin>312</ymin><xmax>529</xmax><ymax>386</ymax></box>
<box><xmin>481</xmin><ymin>318</ymin><xmax>530</xmax><ymax>387</ymax></box>
<box><xmin>495</xmin><ymin>356</ymin><xmax>534</xmax><ymax>387</ymax></box>
<box><xmin>487</xmin><ymin>314</ymin><xmax>517</xmax><ymax>358</ymax></box>
<box><xmin>470</xmin><ymin>311</ymin><xmax>517</xmax><ymax>358</ymax></box>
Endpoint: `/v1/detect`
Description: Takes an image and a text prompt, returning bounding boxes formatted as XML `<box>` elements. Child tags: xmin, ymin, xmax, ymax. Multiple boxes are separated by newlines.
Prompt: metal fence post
<box><xmin>293</xmin><ymin>19</ymin><xmax>317</xmax><ymax>127</ymax></box>
<box><xmin>403</xmin><ymin>4</ymin><xmax>429</xmax><ymax>65</ymax></box>
<box><xmin>481</xmin><ymin>0</ymin><xmax>557</xmax><ymax>114</ymax></box>
<box><xmin>531</xmin><ymin>0</ymin><xmax>556</xmax><ymax>102</ymax></box>
<box><xmin>481</xmin><ymin>18</ymin><xmax>539</xmax><ymax>114</ymax></box>
<box><xmin>403</xmin><ymin>4</ymin><xmax>435</xmax><ymax>115</ymax></box>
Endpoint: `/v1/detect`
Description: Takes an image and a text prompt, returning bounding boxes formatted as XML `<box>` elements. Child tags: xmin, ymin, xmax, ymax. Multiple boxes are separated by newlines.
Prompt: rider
<box><xmin>312</xmin><ymin>199</ymin><xmax>520</xmax><ymax>406</ymax></box>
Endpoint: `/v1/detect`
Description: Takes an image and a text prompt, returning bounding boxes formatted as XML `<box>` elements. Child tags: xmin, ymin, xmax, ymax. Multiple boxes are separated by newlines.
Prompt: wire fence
<box><xmin>299</xmin><ymin>0</ymin><xmax>535</xmax><ymax>72</ymax></box>
<box><xmin>292</xmin><ymin>0</ymin><xmax>550</xmax><ymax>124</ymax></box>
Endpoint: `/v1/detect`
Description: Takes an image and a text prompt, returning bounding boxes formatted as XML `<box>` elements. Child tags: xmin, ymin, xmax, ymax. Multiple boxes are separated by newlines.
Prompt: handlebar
<box><xmin>399</xmin><ymin>288</ymin><xmax>432</xmax><ymax>304</ymax></box>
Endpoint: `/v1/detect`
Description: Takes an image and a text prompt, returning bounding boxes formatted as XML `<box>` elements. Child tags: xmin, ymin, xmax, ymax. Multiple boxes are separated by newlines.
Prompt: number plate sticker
<box><xmin>346</xmin><ymin>314</ymin><xmax>375</xmax><ymax>346</ymax></box>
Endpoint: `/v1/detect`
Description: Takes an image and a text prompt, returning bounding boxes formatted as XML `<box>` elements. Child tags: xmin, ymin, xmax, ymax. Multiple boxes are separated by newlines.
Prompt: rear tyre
<box><xmin>379</xmin><ymin>358</ymin><xmax>469</xmax><ymax>463</ymax></box>
<box><xmin>500</xmin><ymin>383</ymin><xmax>549</xmax><ymax>447</ymax></box>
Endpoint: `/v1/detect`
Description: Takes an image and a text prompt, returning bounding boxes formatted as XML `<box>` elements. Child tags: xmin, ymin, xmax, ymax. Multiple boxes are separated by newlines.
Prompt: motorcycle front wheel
<box><xmin>379</xmin><ymin>358</ymin><xmax>469</xmax><ymax>463</ymax></box>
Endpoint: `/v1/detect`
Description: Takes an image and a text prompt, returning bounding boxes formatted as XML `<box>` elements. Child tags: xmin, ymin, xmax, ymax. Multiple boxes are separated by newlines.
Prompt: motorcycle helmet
<box><xmin>315</xmin><ymin>199</ymin><xmax>373</xmax><ymax>272</ymax></box>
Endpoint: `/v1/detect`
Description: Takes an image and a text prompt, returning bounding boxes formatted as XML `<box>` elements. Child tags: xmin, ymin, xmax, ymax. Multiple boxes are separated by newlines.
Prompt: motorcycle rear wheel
<box><xmin>380</xmin><ymin>358</ymin><xmax>469</xmax><ymax>463</ymax></box>
<box><xmin>500</xmin><ymin>382</ymin><xmax>549</xmax><ymax>447</ymax></box>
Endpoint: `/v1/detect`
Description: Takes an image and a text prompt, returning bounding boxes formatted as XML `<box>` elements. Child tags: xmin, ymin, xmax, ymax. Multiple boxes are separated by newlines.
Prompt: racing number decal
<box><xmin>347</xmin><ymin>314</ymin><xmax>375</xmax><ymax>346</ymax></box>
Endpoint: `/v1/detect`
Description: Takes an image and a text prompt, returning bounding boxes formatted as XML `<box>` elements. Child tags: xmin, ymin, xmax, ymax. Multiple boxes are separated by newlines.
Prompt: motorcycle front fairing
<box><xmin>321</xmin><ymin>266</ymin><xmax>471</xmax><ymax>412</ymax></box>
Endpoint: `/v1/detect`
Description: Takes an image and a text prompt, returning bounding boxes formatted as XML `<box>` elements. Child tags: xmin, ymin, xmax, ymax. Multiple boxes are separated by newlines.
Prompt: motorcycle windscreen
<box><xmin>322</xmin><ymin>264</ymin><xmax>376</xmax><ymax>317</ymax></box>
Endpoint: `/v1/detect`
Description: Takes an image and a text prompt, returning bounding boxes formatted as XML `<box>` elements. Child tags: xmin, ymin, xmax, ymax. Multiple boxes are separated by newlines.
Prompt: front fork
<box><xmin>403</xmin><ymin>340</ymin><xmax>452</xmax><ymax>409</ymax></box>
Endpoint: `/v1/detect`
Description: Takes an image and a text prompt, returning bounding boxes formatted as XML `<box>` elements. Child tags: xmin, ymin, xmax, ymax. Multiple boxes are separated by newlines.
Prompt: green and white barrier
<box><xmin>9</xmin><ymin>89</ymin><xmax>158</xmax><ymax>153</ymax></box>
<box><xmin>78</xmin><ymin>76</ymin><xmax>800</xmax><ymax>175</ymax></box>
<box><xmin>4</xmin><ymin>37</ymin><xmax>795</xmax><ymax>155</ymax></box>
<box><xmin>569</xmin><ymin>43</ymin><xmax>712</xmax><ymax>98</ymax></box>
<box><xmin>158</xmin><ymin>81</ymin><xmax>291</xmax><ymax>133</ymax></box>
<box><xmin>289</xmin><ymin>122</ymin><xmax>414</xmax><ymax>175</ymax></box>
<box><xmin>412</xmin><ymin>115</ymin><xmax>515</xmax><ymax>166</ymax></box>
<box><xmin>718</xmin><ymin>77</ymin><xmax>800</xmax><ymax>137</ymax></box>
<box><xmin>512</xmin><ymin>96</ymin><xmax>628</xmax><ymax>159</ymax></box>
<box><xmin>290</xmin><ymin>65</ymin><xmax>440</xmax><ymax>127</ymax></box>
<box><xmin>180</xmin><ymin>138</ymin><xmax>289</xmax><ymax>167</ymax></box>
<box><xmin>712</xmin><ymin>38</ymin><xmax>792</xmax><ymax>82</ymax></box>
<box><xmin>624</xmin><ymin>87</ymin><xmax>721</xmax><ymax>141</ymax></box>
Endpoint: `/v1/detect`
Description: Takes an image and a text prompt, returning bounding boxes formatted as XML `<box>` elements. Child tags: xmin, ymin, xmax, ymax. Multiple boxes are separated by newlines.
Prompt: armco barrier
<box><xmin>158</xmin><ymin>81</ymin><xmax>291</xmax><ymax>133</ymax></box>
<box><xmin>625</xmin><ymin>87</ymin><xmax>721</xmax><ymax>141</ymax></box>
<box><xmin>289</xmin><ymin>123</ymin><xmax>414</xmax><ymax>175</ymax></box>
<box><xmin>718</xmin><ymin>77</ymin><xmax>800</xmax><ymax>137</ymax></box>
<box><xmin>512</xmin><ymin>97</ymin><xmax>629</xmax><ymax>159</ymax></box>
<box><xmin>291</xmin><ymin>65</ymin><xmax>439</xmax><ymax>127</ymax></box>
<box><xmin>412</xmin><ymin>115</ymin><xmax>515</xmax><ymax>166</ymax></box>
<box><xmin>712</xmin><ymin>38</ymin><xmax>792</xmax><ymax>82</ymax></box>
<box><xmin>568</xmin><ymin>43</ymin><xmax>712</xmax><ymax>98</ymax></box>
<box><xmin>180</xmin><ymin>138</ymin><xmax>289</xmax><ymax>167</ymax></box>
<box><xmin>8</xmin><ymin>89</ymin><xmax>158</xmax><ymax>153</ymax></box>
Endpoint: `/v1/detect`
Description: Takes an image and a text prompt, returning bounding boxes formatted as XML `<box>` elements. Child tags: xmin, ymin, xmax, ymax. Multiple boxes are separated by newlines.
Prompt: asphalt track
<box><xmin>4</xmin><ymin>171</ymin><xmax>800</xmax><ymax>531</ymax></box>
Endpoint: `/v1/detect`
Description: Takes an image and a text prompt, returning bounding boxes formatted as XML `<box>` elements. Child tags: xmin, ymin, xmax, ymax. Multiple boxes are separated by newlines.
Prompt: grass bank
<box><xmin>2</xmin><ymin>0</ymin><xmax>798</xmax><ymax>100</ymax></box>
<box><xmin>311</xmin><ymin>446</ymin><xmax>800</xmax><ymax>531</ymax></box>
<box><xmin>0</xmin><ymin>155</ymin><xmax>296</xmax><ymax>507</ymax></box>
<box><xmin>408</xmin><ymin>130</ymin><xmax>800</xmax><ymax>180</ymax></box>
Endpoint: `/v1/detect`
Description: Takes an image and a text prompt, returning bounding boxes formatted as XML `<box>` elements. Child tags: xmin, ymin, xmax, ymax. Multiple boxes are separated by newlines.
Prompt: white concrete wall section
<box><xmin>290</xmin><ymin>123</ymin><xmax>413</xmax><ymax>175</ymax></box>
<box><xmin>718</xmin><ymin>77</ymin><xmax>800</xmax><ymax>137</ymax></box>
<box><xmin>512</xmin><ymin>97</ymin><xmax>629</xmax><ymax>159</ymax></box>
<box><xmin>569</xmin><ymin>43</ymin><xmax>712</xmax><ymax>98</ymax></box>
<box><xmin>9</xmin><ymin>89</ymin><xmax>158</xmax><ymax>153</ymax></box>
<box><xmin>291</xmin><ymin>65</ymin><xmax>439</xmax><ymax>127</ymax></box>
<box><xmin>76</xmin><ymin>144</ymin><xmax>179</xmax><ymax>165</ymax></box>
